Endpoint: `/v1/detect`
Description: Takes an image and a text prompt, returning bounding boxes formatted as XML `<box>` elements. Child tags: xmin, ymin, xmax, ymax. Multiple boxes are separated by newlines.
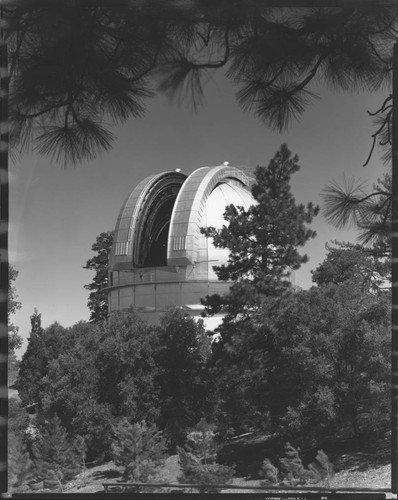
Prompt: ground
<box><xmin>60</xmin><ymin>452</ymin><xmax>394</xmax><ymax>496</ymax></box>
<box><xmin>8</xmin><ymin>433</ymin><xmax>394</xmax><ymax>496</ymax></box>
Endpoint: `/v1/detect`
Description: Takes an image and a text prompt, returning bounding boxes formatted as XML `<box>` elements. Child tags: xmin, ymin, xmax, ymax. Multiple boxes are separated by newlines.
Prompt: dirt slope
<box><xmin>62</xmin><ymin>454</ymin><xmax>394</xmax><ymax>496</ymax></box>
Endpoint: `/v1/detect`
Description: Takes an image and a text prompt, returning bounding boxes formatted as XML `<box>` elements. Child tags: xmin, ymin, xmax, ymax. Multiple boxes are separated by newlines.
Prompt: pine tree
<box><xmin>8</xmin><ymin>434</ymin><xmax>36</xmax><ymax>493</ymax></box>
<box><xmin>311</xmin><ymin>241</ymin><xmax>390</xmax><ymax>289</ymax></box>
<box><xmin>111</xmin><ymin>419</ymin><xmax>167</xmax><ymax>483</ymax></box>
<box><xmin>322</xmin><ymin>172</ymin><xmax>392</xmax><ymax>253</ymax></box>
<box><xmin>202</xmin><ymin>145</ymin><xmax>318</xmax><ymax>436</ymax></box>
<box><xmin>83</xmin><ymin>231</ymin><xmax>114</xmax><ymax>322</ymax></box>
<box><xmin>17</xmin><ymin>313</ymin><xmax>67</xmax><ymax>408</ymax></box>
<box><xmin>32</xmin><ymin>415</ymin><xmax>81</xmax><ymax>492</ymax></box>
<box><xmin>177</xmin><ymin>419</ymin><xmax>235</xmax><ymax>493</ymax></box>
<box><xmin>308</xmin><ymin>450</ymin><xmax>334</xmax><ymax>487</ymax></box>
<box><xmin>155</xmin><ymin>308</ymin><xmax>213</xmax><ymax>450</ymax></box>
<box><xmin>279</xmin><ymin>443</ymin><xmax>313</xmax><ymax>486</ymax></box>
<box><xmin>8</xmin><ymin>265</ymin><xmax>22</xmax><ymax>354</ymax></box>
<box><xmin>202</xmin><ymin>144</ymin><xmax>319</xmax><ymax>317</ymax></box>
<box><xmin>182</xmin><ymin>420</ymin><xmax>218</xmax><ymax>466</ymax></box>
<box><xmin>72</xmin><ymin>435</ymin><xmax>87</xmax><ymax>487</ymax></box>
<box><xmin>17</xmin><ymin>309</ymin><xmax>45</xmax><ymax>406</ymax></box>
<box><xmin>259</xmin><ymin>458</ymin><xmax>279</xmax><ymax>485</ymax></box>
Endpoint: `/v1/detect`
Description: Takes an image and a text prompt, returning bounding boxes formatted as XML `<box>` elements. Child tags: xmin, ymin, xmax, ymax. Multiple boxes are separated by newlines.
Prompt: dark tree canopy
<box><xmin>4</xmin><ymin>2</ymin><xmax>396</xmax><ymax>165</ymax></box>
<box><xmin>311</xmin><ymin>241</ymin><xmax>390</xmax><ymax>289</ymax></box>
<box><xmin>207</xmin><ymin>249</ymin><xmax>390</xmax><ymax>443</ymax></box>
<box><xmin>15</xmin><ymin>308</ymin><xmax>214</xmax><ymax>460</ymax></box>
<box><xmin>154</xmin><ymin>308</ymin><xmax>213</xmax><ymax>450</ymax></box>
<box><xmin>17</xmin><ymin>311</ymin><xmax>67</xmax><ymax>407</ymax></box>
<box><xmin>322</xmin><ymin>171</ymin><xmax>392</xmax><ymax>255</ymax></box>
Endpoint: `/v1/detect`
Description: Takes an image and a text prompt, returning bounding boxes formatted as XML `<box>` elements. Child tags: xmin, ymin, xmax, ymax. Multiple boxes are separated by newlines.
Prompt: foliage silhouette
<box><xmin>83</xmin><ymin>231</ymin><xmax>114</xmax><ymax>322</ymax></box>
<box><xmin>3</xmin><ymin>3</ymin><xmax>395</xmax><ymax>164</ymax></box>
<box><xmin>322</xmin><ymin>172</ymin><xmax>392</xmax><ymax>255</ymax></box>
<box><xmin>155</xmin><ymin>308</ymin><xmax>213</xmax><ymax>450</ymax></box>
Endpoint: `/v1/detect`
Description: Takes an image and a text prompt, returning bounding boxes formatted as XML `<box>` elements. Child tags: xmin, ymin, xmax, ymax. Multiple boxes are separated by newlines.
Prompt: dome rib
<box><xmin>111</xmin><ymin>171</ymin><xmax>186</xmax><ymax>271</ymax></box>
<box><xmin>167</xmin><ymin>166</ymin><xmax>252</xmax><ymax>266</ymax></box>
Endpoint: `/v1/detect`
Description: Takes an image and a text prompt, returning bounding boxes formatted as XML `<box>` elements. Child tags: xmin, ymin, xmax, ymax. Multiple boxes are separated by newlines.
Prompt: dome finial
<box><xmin>222</xmin><ymin>161</ymin><xmax>229</xmax><ymax>166</ymax></box>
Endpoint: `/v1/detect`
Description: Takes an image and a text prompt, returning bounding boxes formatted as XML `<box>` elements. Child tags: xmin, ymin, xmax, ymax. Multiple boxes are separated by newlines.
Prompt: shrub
<box><xmin>279</xmin><ymin>442</ymin><xmax>314</xmax><ymax>486</ymax></box>
<box><xmin>111</xmin><ymin>419</ymin><xmax>167</xmax><ymax>483</ymax></box>
<box><xmin>259</xmin><ymin>444</ymin><xmax>334</xmax><ymax>487</ymax></box>
<box><xmin>308</xmin><ymin>450</ymin><xmax>335</xmax><ymax>487</ymax></box>
<box><xmin>259</xmin><ymin>458</ymin><xmax>279</xmax><ymax>485</ymax></box>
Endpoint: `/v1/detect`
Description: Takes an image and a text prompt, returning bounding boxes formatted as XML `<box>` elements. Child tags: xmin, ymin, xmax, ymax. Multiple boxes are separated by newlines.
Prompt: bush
<box><xmin>308</xmin><ymin>450</ymin><xmax>335</xmax><ymax>487</ymax></box>
<box><xmin>177</xmin><ymin>420</ymin><xmax>235</xmax><ymax>492</ymax></box>
<box><xmin>111</xmin><ymin>419</ymin><xmax>167</xmax><ymax>483</ymax></box>
<box><xmin>259</xmin><ymin>444</ymin><xmax>334</xmax><ymax>487</ymax></box>
<box><xmin>259</xmin><ymin>458</ymin><xmax>279</xmax><ymax>485</ymax></box>
<box><xmin>279</xmin><ymin>442</ymin><xmax>314</xmax><ymax>486</ymax></box>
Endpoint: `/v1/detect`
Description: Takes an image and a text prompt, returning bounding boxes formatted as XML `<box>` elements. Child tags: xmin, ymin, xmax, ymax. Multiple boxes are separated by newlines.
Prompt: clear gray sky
<box><xmin>10</xmin><ymin>72</ymin><xmax>388</xmax><ymax>356</ymax></box>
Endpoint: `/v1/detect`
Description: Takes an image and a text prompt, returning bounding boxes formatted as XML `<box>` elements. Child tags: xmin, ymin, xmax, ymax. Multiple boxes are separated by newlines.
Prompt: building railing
<box><xmin>110</xmin><ymin>263</ymin><xmax>221</xmax><ymax>287</ymax></box>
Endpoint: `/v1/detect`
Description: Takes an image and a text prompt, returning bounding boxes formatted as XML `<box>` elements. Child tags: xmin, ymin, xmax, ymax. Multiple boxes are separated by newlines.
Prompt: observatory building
<box><xmin>107</xmin><ymin>164</ymin><xmax>255</xmax><ymax>324</ymax></box>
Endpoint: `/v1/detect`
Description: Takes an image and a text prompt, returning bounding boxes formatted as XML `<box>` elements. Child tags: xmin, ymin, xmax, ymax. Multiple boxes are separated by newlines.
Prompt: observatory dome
<box><xmin>107</xmin><ymin>165</ymin><xmax>255</xmax><ymax>323</ymax></box>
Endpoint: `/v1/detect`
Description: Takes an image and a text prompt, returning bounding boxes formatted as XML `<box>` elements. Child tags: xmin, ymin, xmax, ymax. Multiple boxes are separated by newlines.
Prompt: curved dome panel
<box><xmin>199</xmin><ymin>180</ymin><xmax>256</xmax><ymax>277</ymax></box>
<box><xmin>111</xmin><ymin>171</ymin><xmax>187</xmax><ymax>271</ymax></box>
<box><xmin>167</xmin><ymin>166</ymin><xmax>253</xmax><ymax>265</ymax></box>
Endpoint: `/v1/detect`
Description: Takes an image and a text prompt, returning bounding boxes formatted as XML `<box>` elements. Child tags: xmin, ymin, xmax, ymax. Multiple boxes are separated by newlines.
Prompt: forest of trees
<box><xmin>8</xmin><ymin>145</ymin><xmax>391</xmax><ymax>493</ymax></box>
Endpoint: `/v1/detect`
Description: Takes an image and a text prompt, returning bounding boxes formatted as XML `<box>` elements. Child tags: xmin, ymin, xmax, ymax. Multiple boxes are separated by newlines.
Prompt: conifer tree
<box><xmin>8</xmin><ymin>265</ymin><xmax>22</xmax><ymax>355</ymax></box>
<box><xmin>72</xmin><ymin>435</ymin><xmax>87</xmax><ymax>486</ymax></box>
<box><xmin>202</xmin><ymin>144</ymin><xmax>319</xmax><ymax>317</ymax></box>
<box><xmin>83</xmin><ymin>231</ymin><xmax>113</xmax><ymax>322</ymax></box>
<box><xmin>279</xmin><ymin>443</ymin><xmax>313</xmax><ymax>486</ymax></box>
<box><xmin>8</xmin><ymin>435</ymin><xmax>35</xmax><ymax>493</ymax></box>
<box><xmin>177</xmin><ymin>419</ymin><xmax>235</xmax><ymax>492</ymax></box>
<box><xmin>259</xmin><ymin>458</ymin><xmax>279</xmax><ymax>485</ymax></box>
<box><xmin>17</xmin><ymin>309</ymin><xmax>45</xmax><ymax>406</ymax></box>
<box><xmin>259</xmin><ymin>447</ymin><xmax>334</xmax><ymax>487</ymax></box>
<box><xmin>308</xmin><ymin>450</ymin><xmax>335</xmax><ymax>487</ymax></box>
<box><xmin>17</xmin><ymin>313</ymin><xmax>67</xmax><ymax>408</ymax></box>
<box><xmin>202</xmin><ymin>145</ymin><xmax>318</xmax><ymax>437</ymax></box>
<box><xmin>155</xmin><ymin>308</ymin><xmax>212</xmax><ymax>449</ymax></box>
<box><xmin>32</xmin><ymin>415</ymin><xmax>81</xmax><ymax>492</ymax></box>
<box><xmin>111</xmin><ymin>419</ymin><xmax>167</xmax><ymax>483</ymax></box>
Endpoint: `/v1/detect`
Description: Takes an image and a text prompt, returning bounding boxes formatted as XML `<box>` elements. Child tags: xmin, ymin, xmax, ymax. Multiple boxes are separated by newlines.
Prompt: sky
<box><xmin>9</xmin><ymin>72</ymin><xmax>388</xmax><ymax>357</ymax></box>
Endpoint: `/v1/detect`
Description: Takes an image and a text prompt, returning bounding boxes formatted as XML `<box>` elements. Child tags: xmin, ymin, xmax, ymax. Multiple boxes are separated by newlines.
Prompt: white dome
<box><xmin>197</xmin><ymin>180</ymin><xmax>256</xmax><ymax>278</ymax></box>
<box><xmin>109</xmin><ymin>165</ymin><xmax>257</xmax><ymax>322</ymax></box>
<box><xmin>205</xmin><ymin>181</ymin><xmax>255</xmax><ymax>227</ymax></box>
